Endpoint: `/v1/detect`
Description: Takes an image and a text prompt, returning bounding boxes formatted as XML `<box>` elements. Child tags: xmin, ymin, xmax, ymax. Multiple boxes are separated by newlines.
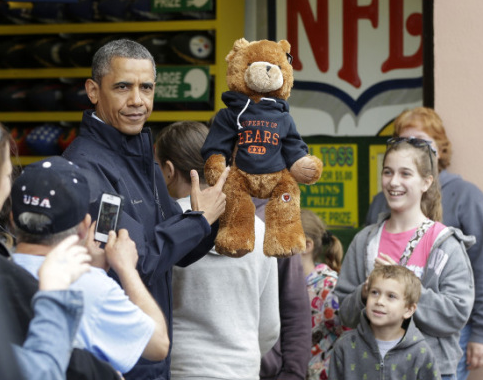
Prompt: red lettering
<box><xmin>254</xmin><ymin>130</ymin><xmax>262</xmax><ymax>143</ymax></box>
<box><xmin>272</xmin><ymin>133</ymin><xmax>279</xmax><ymax>145</ymax></box>
<box><xmin>287</xmin><ymin>0</ymin><xmax>329</xmax><ymax>72</ymax></box>
<box><xmin>245</xmin><ymin>130</ymin><xmax>253</xmax><ymax>143</ymax></box>
<box><xmin>338</xmin><ymin>0</ymin><xmax>378</xmax><ymax>88</ymax></box>
<box><xmin>263</xmin><ymin>131</ymin><xmax>271</xmax><ymax>143</ymax></box>
<box><xmin>381</xmin><ymin>0</ymin><xmax>422</xmax><ymax>72</ymax></box>
<box><xmin>238</xmin><ymin>132</ymin><xmax>244</xmax><ymax>145</ymax></box>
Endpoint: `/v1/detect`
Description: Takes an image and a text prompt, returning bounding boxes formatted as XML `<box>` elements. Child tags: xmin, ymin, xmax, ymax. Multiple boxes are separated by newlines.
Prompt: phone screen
<box><xmin>97</xmin><ymin>202</ymin><xmax>121</xmax><ymax>235</ymax></box>
<box><xmin>95</xmin><ymin>193</ymin><xmax>123</xmax><ymax>243</ymax></box>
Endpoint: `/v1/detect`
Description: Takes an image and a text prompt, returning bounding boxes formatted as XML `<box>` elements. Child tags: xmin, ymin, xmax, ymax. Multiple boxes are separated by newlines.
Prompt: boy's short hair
<box><xmin>367</xmin><ymin>265</ymin><xmax>422</xmax><ymax>306</ymax></box>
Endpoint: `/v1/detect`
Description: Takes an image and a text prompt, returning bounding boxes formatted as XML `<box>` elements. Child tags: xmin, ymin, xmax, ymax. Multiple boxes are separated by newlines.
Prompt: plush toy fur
<box><xmin>202</xmin><ymin>38</ymin><xmax>323</xmax><ymax>258</ymax></box>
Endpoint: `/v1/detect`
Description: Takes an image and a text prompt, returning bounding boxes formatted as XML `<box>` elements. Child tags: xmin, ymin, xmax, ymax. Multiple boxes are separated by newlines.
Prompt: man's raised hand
<box><xmin>190</xmin><ymin>167</ymin><xmax>230</xmax><ymax>225</ymax></box>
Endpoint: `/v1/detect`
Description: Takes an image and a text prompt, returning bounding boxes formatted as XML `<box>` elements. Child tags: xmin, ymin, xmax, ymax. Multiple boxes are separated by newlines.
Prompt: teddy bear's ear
<box><xmin>225</xmin><ymin>38</ymin><xmax>250</xmax><ymax>62</ymax></box>
<box><xmin>278</xmin><ymin>40</ymin><xmax>291</xmax><ymax>54</ymax></box>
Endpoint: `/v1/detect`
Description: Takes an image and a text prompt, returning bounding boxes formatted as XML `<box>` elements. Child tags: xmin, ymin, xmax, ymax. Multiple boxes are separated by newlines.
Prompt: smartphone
<box><xmin>94</xmin><ymin>192</ymin><xmax>124</xmax><ymax>243</ymax></box>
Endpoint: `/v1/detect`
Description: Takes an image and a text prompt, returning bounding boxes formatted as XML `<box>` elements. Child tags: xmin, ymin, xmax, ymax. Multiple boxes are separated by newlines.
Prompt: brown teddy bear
<box><xmin>201</xmin><ymin>38</ymin><xmax>323</xmax><ymax>258</ymax></box>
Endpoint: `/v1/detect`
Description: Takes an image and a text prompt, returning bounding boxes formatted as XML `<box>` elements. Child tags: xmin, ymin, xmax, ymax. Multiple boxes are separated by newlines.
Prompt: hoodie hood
<box><xmin>358</xmin><ymin>310</ymin><xmax>423</xmax><ymax>352</ymax></box>
<box><xmin>222</xmin><ymin>91</ymin><xmax>289</xmax><ymax>129</ymax></box>
<box><xmin>434</xmin><ymin>225</ymin><xmax>476</xmax><ymax>251</ymax></box>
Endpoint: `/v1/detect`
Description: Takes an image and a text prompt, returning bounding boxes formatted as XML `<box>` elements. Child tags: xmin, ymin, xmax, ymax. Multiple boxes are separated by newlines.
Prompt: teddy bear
<box><xmin>201</xmin><ymin>38</ymin><xmax>323</xmax><ymax>258</ymax></box>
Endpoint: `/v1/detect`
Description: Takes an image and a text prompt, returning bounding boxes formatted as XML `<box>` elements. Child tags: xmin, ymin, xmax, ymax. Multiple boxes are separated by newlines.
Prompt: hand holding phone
<box><xmin>94</xmin><ymin>193</ymin><xmax>124</xmax><ymax>243</ymax></box>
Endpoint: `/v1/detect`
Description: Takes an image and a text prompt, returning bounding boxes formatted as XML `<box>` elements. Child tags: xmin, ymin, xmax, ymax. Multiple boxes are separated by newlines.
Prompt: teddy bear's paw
<box><xmin>216</xmin><ymin>245</ymin><xmax>251</xmax><ymax>258</ymax></box>
<box><xmin>215</xmin><ymin>228</ymin><xmax>255</xmax><ymax>258</ymax></box>
<box><xmin>263</xmin><ymin>231</ymin><xmax>305</xmax><ymax>258</ymax></box>
<box><xmin>289</xmin><ymin>155</ymin><xmax>323</xmax><ymax>185</ymax></box>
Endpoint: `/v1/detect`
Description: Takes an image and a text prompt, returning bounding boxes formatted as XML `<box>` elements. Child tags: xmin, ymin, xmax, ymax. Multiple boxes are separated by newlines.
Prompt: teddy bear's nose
<box><xmin>266</xmin><ymin>65</ymin><xmax>271</xmax><ymax>72</ymax></box>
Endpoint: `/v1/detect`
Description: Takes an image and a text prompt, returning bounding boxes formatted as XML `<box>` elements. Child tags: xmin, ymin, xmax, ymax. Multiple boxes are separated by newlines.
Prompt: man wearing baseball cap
<box><xmin>10</xmin><ymin>156</ymin><xmax>169</xmax><ymax>375</ymax></box>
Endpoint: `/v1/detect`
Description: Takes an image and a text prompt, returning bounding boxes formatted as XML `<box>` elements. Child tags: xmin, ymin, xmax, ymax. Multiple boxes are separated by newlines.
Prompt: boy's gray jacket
<box><xmin>329</xmin><ymin>312</ymin><xmax>440</xmax><ymax>380</ymax></box>
<box><xmin>334</xmin><ymin>215</ymin><xmax>475</xmax><ymax>375</ymax></box>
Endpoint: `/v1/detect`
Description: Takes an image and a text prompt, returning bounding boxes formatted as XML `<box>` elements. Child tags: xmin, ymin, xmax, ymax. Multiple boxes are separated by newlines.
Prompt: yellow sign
<box><xmin>301</xmin><ymin>144</ymin><xmax>359</xmax><ymax>228</ymax></box>
<box><xmin>369</xmin><ymin>145</ymin><xmax>387</xmax><ymax>203</ymax></box>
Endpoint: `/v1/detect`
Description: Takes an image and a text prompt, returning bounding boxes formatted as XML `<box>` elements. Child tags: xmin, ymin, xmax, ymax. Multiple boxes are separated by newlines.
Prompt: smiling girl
<box><xmin>334</xmin><ymin>137</ymin><xmax>475</xmax><ymax>380</ymax></box>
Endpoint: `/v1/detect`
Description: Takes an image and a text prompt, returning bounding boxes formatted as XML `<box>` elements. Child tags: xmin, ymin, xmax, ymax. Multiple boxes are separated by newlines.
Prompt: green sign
<box><xmin>300</xmin><ymin>143</ymin><xmax>359</xmax><ymax>228</ymax></box>
<box><xmin>151</xmin><ymin>0</ymin><xmax>213</xmax><ymax>12</ymax></box>
<box><xmin>301</xmin><ymin>183</ymin><xmax>344</xmax><ymax>208</ymax></box>
<box><xmin>154</xmin><ymin>66</ymin><xmax>210</xmax><ymax>102</ymax></box>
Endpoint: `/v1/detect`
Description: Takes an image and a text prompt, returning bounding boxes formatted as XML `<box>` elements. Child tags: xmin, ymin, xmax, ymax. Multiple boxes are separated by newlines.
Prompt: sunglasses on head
<box><xmin>386</xmin><ymin>136</ymin><xmax>437</xmax><ymax>171</ymax></box>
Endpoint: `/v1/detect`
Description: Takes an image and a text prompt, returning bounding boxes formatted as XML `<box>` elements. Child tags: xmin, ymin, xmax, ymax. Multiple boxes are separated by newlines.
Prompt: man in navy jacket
<box><xmin>63</xmin><ymin>39</ymin><xmax>228</xmax><ymax>380</ymax></box>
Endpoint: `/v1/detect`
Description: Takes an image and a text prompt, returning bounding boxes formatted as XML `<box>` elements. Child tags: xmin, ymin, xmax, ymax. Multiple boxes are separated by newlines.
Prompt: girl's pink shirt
<box><xmin>379</xmin><ymin>221</ymin><xmax>446</xmax><ymax>278</ymax></box>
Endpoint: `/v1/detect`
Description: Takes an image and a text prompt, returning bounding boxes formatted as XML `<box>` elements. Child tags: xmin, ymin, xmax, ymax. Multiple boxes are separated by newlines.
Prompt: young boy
<box><xmin>329</xmin><ymin>265</ymin><xmax>441</xmax><ymax>380</ymax></box>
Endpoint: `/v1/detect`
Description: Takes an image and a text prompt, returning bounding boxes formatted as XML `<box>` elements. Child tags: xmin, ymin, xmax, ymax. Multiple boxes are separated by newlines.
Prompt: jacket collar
<box><xmin>80</xmin><ymin>110</ymin><xmax>153</xmax><ymax>157</ymax></box>
<box><xmin>358</xmin><ymin>309</ymin><xmax>421</xmax><ymax>350</ymax></box>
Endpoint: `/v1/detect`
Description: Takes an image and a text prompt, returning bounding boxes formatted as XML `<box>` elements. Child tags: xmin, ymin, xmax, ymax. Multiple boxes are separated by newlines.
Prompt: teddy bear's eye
<box><xmin>278</xmin><ymin>65</ymin><xmax>281</xmax><ymax>69</ymax></box>
<box><xmin>247</xmin><ymin>63</ymin><xmax>252</xmax><ymax>67</ymax></box>
<box><xmin>286</xmin><ymin>53</ymin><xmax>293</xmax><ymax>64</ymax></box>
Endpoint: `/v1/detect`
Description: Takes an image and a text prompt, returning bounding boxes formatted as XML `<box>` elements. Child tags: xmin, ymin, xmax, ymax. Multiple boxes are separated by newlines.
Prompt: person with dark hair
<box><xmin>366</xmin><ymin>107</ymin><xmax>483</xmax><ymax>379</ymax></box>
<box><xmin>300</xmin><ymin>209</ymin><xmax>346</xmax><ymax>380</ymax></box>
<box><xmin>156</xmin><ymin>121</ymin><xmax>280</xmax><ymax>380</ymax></box>
<box><xmin>63</xmin><ymin>38</ymin><xmax>229</xmax><ymax>379</ymax></box>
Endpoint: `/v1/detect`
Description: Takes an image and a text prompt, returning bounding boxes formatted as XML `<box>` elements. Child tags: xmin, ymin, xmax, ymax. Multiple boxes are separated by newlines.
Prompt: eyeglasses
<box><xmin>386</xmin><ymin>136</ymin><xmax>437</xmax><ymax>171</ymax></box>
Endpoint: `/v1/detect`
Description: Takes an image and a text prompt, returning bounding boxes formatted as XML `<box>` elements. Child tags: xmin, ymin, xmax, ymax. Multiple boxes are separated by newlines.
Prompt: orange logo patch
<box><xmin>248</xmin><ymin>145</ymin><xmax>266</xmax><ymax>155</ymax></box>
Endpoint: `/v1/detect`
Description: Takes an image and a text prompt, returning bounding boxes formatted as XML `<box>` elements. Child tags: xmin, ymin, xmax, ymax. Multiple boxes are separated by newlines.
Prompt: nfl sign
<box><xmin>273</xmin><ymin>0</ymin><xmax>423</xmax><ymax>137</ymax></box>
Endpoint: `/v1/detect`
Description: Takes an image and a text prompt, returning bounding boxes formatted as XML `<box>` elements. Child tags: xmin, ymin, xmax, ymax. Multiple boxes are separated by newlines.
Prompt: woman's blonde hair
<box><xmin>394</xmin><ymin>107</ymin><xmax>452</xmax><ymax>171</ymax></box>
<box><xmin>300</xmin><ymin>209</ymin><xmax>343</xmax><ymax>273</ymax></box>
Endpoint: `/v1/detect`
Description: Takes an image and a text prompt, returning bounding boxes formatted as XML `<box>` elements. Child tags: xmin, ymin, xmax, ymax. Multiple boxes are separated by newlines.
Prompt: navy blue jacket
<box><xmin>201</xmin><ymin>91</ymin><xmax>308</xmax><ymax>174</ymax></box>
<box><xmin>63</xmin><ymin>110</ymin><xmax>217</xmax><ymax>380</ymax></box>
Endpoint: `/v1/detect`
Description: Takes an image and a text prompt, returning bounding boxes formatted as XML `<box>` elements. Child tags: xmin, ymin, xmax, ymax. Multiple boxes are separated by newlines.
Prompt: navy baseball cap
<box><xmin>12</xmin><ymin>156</ymin><xmax>90</xmax><ymax>235</ymax></box>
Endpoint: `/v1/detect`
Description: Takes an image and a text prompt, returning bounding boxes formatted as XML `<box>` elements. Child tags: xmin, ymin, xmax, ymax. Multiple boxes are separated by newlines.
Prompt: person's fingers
<box><xmin>190</xmin><ymin>169</ymin><xmax>200</xmax><ymax>192</ymax></box>
<box><xmin>467</xmin><ymin>350</ymin><xmax>478</xmax><ymax>370</ymax></box>
<box><xmin>88</xmin><ymin>220</ymin><xmax>96</xmax><ymax>238</ymax></box>
<box><xmin>467</xmin><ymin>343</ymin><xmax>483</xmax><ymax>370</ymax></box>
<box><xmin>214</xmin><ymin>166</ymin><xmax>230</xmax><ymax>189</ymax></box>
<box><xmin>117</xmin><ymin>228</ymin><xmax>129</xmax><ymax>240</ymax></box>
<box><xmin>190</xmin><ymin>170</ymin><xmax>201</xmax><ymax>210</ymax></box>
<box><xmin>105</xmin><ymin>230</ymin><xmax>117</xmax><ymax>249</ymax></box>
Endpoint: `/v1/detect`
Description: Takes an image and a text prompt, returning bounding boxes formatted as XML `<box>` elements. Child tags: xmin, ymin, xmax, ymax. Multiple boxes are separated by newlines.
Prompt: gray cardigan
<box><xmin>334</xmin><ymin>216</ymin><xmax>475</xmax><ymax>375</ymax></box>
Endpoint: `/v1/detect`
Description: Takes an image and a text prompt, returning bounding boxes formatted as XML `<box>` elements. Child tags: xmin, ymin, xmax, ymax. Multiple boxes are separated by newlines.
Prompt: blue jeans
<box><xmin>442</xmin><ymin>375</ymin><xmax>456</xmax><ymax>380</ymax></box>
<box><xmin>457</xmin><ymin>323</ymin><xmax>472</xmax><ymax>380</ymax></box>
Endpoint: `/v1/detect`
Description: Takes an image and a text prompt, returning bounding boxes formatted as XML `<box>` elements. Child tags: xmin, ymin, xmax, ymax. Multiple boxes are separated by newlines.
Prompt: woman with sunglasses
<box><xmin>366</xmin><ymin>107</ymin><xmax>483</xmax><ymax>380</ymax></box>
<box><xmin>334</xmin><ymin>136</ymin><xmax>475</xmax><ymax>380</ymax></box>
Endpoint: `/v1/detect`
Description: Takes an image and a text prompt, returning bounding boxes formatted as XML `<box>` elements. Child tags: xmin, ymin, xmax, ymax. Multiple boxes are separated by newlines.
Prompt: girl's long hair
<box><xmin>383</xmin><ymin>141</ymin><xmax>442</xmax><ymax>222</ymax></box>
